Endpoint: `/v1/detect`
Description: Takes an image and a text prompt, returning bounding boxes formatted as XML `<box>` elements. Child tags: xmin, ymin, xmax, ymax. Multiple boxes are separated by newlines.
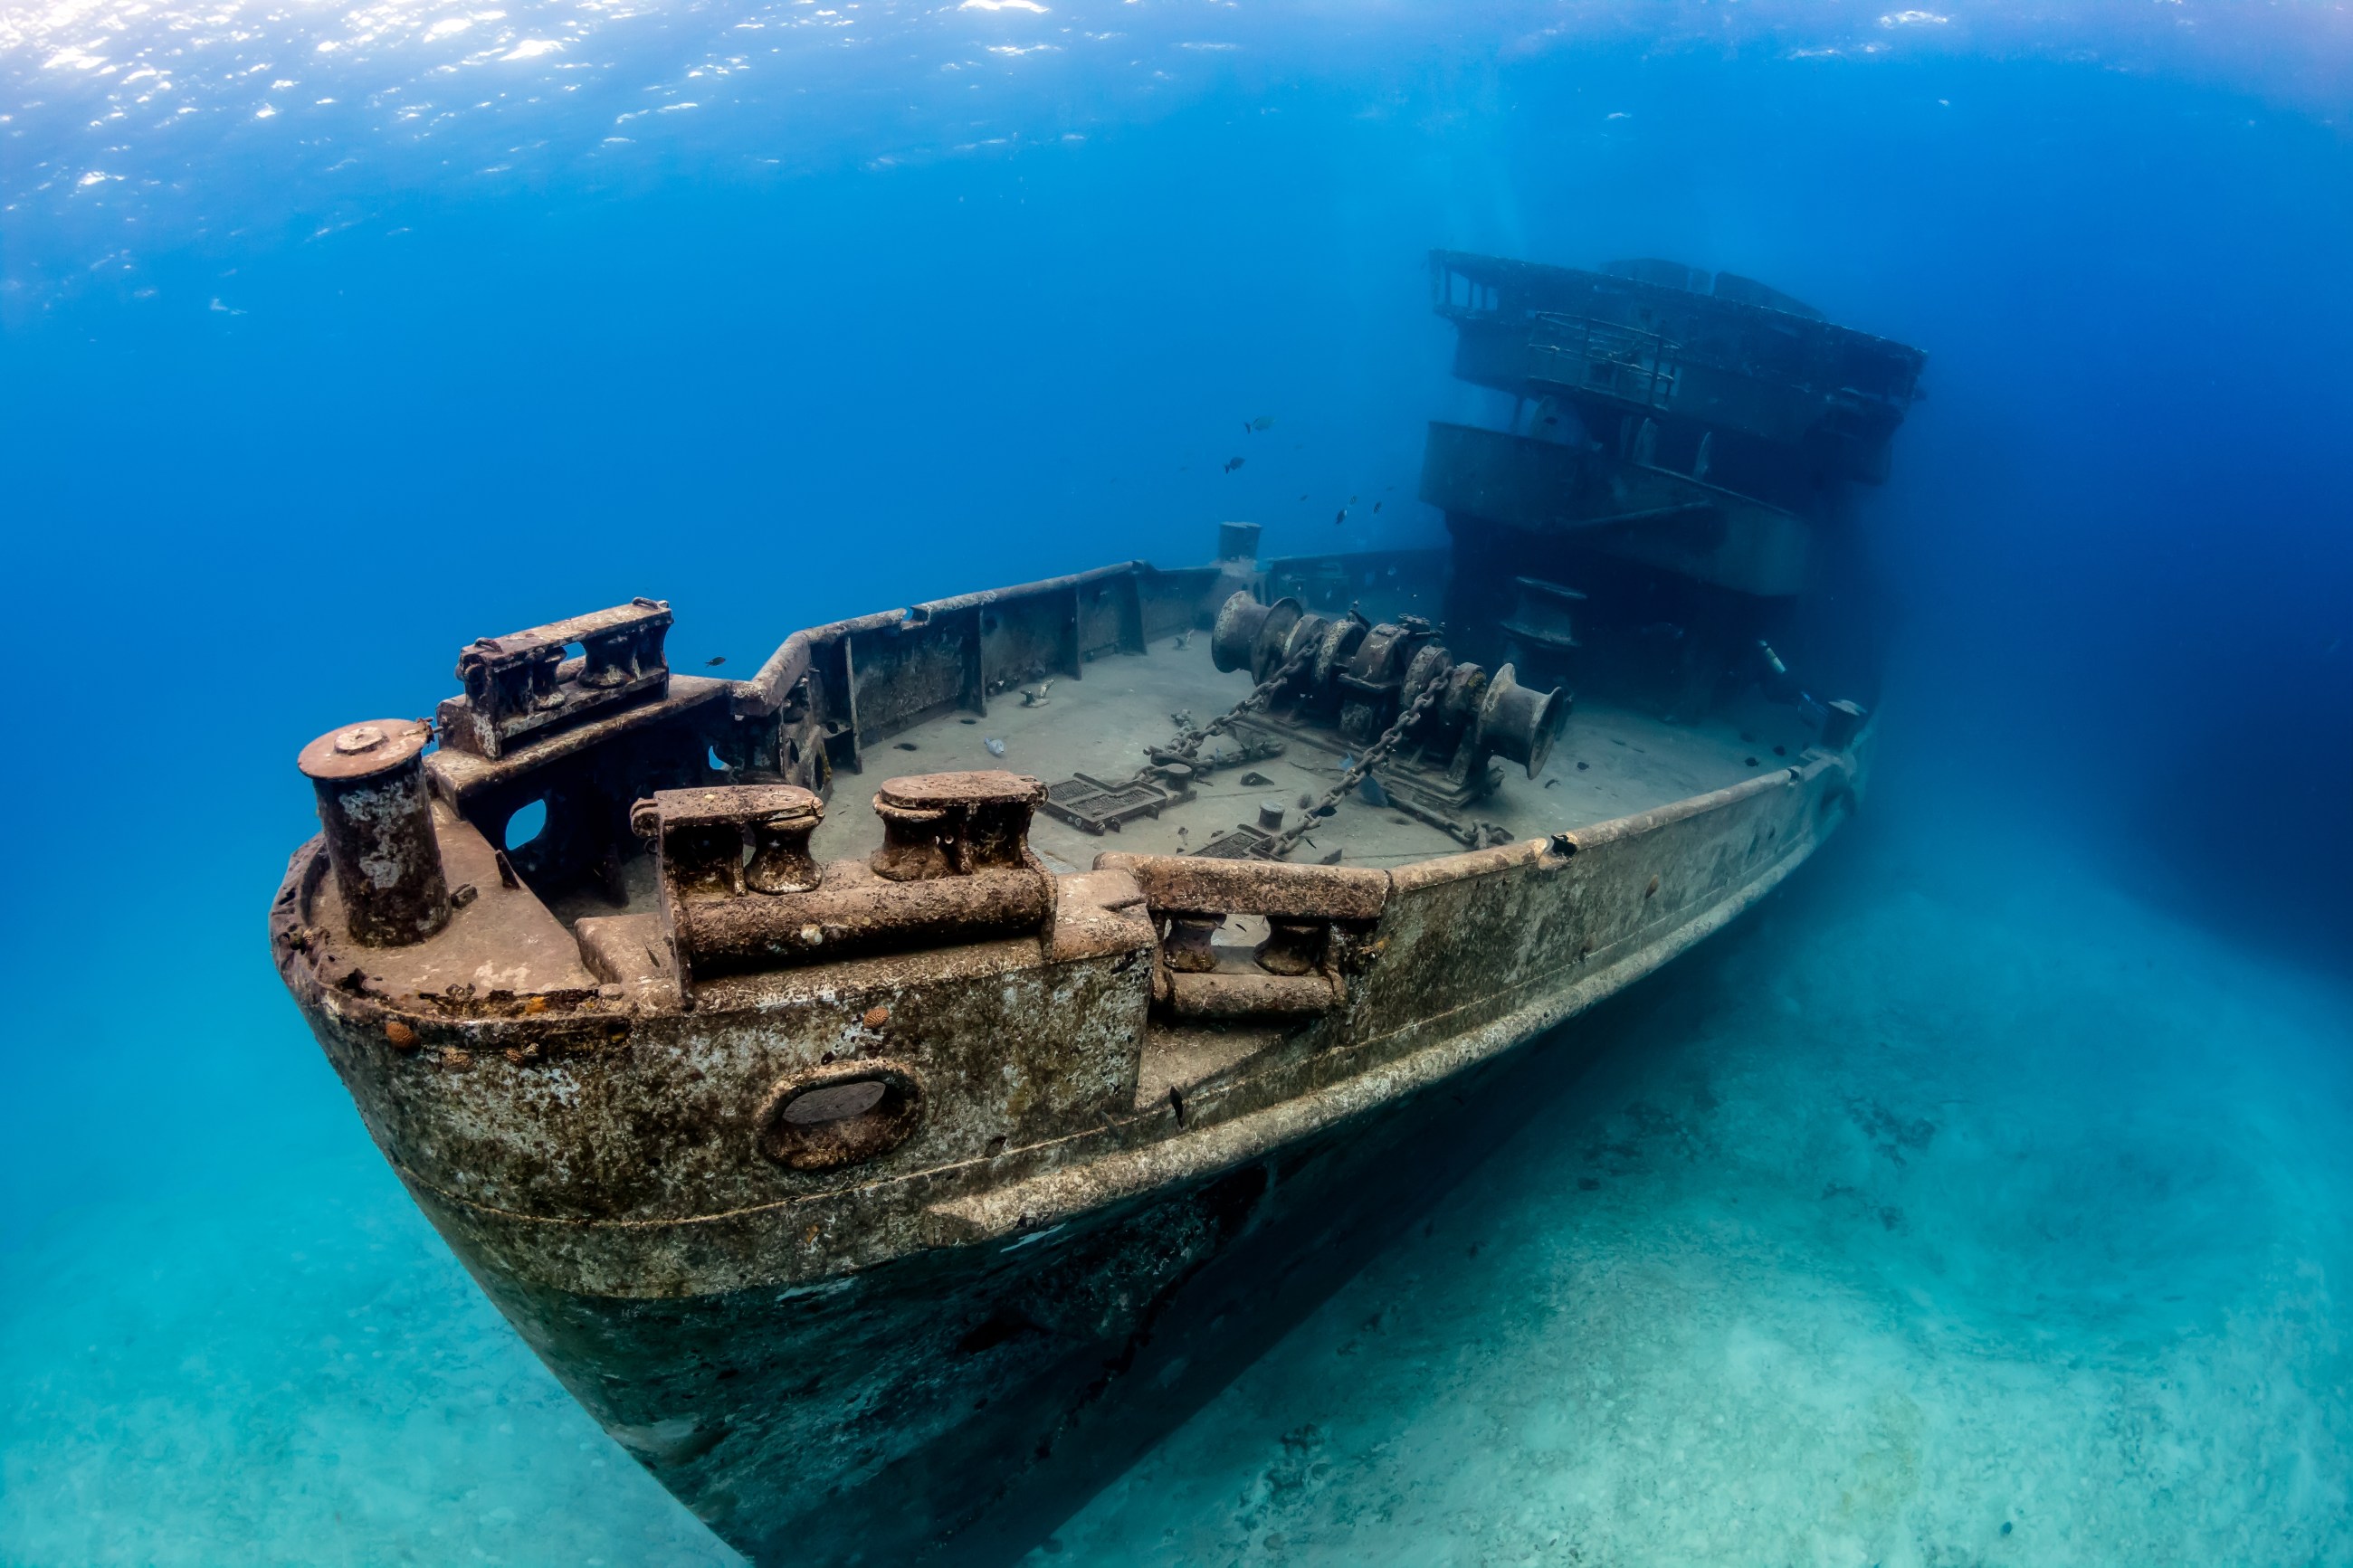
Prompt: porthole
<box><xmin>503</xmin><ymin>797</ymin><xmax>548</xmax><ymax>851</ymax></box>
<box><xmin>756</xmin><ymin>1062</ymin><xmax>923</xmax><ymax>1172</ymax></box>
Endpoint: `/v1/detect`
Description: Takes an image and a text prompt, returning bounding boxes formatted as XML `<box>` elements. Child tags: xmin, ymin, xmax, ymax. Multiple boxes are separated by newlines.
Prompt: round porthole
<box><xmin>756</xmin><ymin>1061</ymin><xmax>923</xmax><ymax>1171</ymax></box>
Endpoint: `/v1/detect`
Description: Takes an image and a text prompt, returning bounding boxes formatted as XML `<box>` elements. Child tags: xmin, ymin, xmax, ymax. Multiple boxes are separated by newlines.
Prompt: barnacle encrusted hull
<box><xmin>274</xmin><ymin>698</ymin><xmax>1863</xmax><ymax>1564</ymax></box>
<box><xmin>271</xmin><ymin>249</ymin><xmax>1915</xmax><ymax>1565</ymax></box>
<box><xmin>431</xmin><ymin>1071</ymin><xmax>1522</xmax><ymax>1567</ymax></box>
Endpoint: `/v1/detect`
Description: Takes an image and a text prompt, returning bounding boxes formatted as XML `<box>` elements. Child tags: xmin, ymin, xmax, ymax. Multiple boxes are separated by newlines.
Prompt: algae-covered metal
<box><xmin>270</xmin><ymin>249</ymin><xmax>1918</xmax><ymax>1566</ymax></box>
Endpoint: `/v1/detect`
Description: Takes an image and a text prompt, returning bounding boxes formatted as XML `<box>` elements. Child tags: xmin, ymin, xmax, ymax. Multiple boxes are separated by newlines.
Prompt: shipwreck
<box><xmin>271</xmin><ymin>251</ymin><xmax>1923</xmax><ymax>1565</ymax></box>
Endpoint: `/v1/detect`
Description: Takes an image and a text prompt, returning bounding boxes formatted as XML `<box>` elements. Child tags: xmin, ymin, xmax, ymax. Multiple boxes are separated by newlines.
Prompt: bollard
<box><xmin>870</xmin><ymin>773</ymin><xmax>1046</xmax><ymax>882</ymax></box>
<box><xmin>298</xmin><ymin>720</ymin><xmax>451</xmax><ymax>946</ymax></box>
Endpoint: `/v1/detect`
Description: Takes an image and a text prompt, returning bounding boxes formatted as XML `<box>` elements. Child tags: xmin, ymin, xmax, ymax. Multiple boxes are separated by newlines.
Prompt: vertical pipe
<box><xmin>297</xmin><ymin>720</ymin><xmax>451</xmax><ymax>946</ymax></box>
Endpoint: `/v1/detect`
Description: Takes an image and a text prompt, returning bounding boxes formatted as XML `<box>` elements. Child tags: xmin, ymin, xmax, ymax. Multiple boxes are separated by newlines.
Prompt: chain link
<box><xmin>1138</xmin><ymin>640</ymin><xmax>1319</xmax><ymax>777</ymax></box>
<box><xmin>1133</xmin><ymin>637</ymin><xmax>1453</xmax><ymax>863</ymax></box>
<box><xmin>1262</xmin><ymin>677</ymin><xmax>1443</xmax><ymax>860</ymax></box>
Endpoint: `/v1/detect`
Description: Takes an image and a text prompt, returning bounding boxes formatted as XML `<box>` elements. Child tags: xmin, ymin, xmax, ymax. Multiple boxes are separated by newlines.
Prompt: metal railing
<box><xmin>1524</xmin><ymin>313</ymin><xmax>1680</xmax><ymax>410</ymax></box>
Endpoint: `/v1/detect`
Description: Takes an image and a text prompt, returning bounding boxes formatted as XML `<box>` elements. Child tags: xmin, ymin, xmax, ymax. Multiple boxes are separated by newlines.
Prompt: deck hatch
<box><xmin>1041</xmin><ymin>773</ymin><xmax>1190</xmax><ymax>836</ymax></box>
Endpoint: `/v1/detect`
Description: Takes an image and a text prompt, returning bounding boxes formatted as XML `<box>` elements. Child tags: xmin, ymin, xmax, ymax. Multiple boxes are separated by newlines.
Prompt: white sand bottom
<box><xmin>4</xmin><ymin>823</ymin><xmax>2348</xmax><ymax>1566</ymax></box>
<box><xmin>1034</xmin><ymin>828</ymin><xmax>2353</xmax><ymax>1565</ymax></box>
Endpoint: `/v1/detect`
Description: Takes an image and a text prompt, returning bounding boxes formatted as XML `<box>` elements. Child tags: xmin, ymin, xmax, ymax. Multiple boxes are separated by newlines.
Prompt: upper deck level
<box><xmin>1432</xmin><ymin>250</ymin><xmax>1927</xmax><ymax>486</ymax></box>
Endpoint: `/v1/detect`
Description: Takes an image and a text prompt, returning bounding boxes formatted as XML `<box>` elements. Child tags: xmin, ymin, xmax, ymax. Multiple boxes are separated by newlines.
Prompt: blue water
<box><xmin>5</xmin><ymin>4</ymin><xmax>2352</xmax><ymax>1562</ymax></box>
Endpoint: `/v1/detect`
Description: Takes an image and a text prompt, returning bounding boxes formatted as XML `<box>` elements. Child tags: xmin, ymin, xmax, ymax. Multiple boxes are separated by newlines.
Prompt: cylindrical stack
<box><xmin>297</xmin><ymin>719</ymin><xmax>450</xmax><ymax>946</ymax></box>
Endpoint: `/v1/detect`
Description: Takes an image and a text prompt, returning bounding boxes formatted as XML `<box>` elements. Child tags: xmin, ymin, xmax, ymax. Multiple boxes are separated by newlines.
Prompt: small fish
<box><xmin>1223</xmin><ymin>456</ymin><xmax>1246</xmax><ymax>474</ymax></box>
<box><xmin>704</xmin><ymin>655</ymin><xmax>727</xmax><ymax>666</ymax></box>
<box><xmin>984</xmin><ymin>737</ymin><xmax>1006</xmax><ymax>757</ymax></box>
<box><xmin>1299</xmin><ymin>493</ymin><xmax>1310</xmax><ymax>501</ymax></box>
<box><xmin>1018</xmin><ymin>679</ymin><xmax>1054</xmax><ymax>707</ymax></box>
<box><xmin>1372</xmin><ymin>501</ymin><xmax>1382</xmax><ymax>513</ymax></box>
<box><xmin>1349</xmin><ymin>494</ymin><xmax>1358</xmax><ymax>503</ymax></box>
<box><xmin>1358</xmin><ymin>773</ymin><xmax>1389</xmax><ymax>807</ymax></box>
<box><xmin>1333</xmin><ymin>508</ymin><xmax>1348</xmax><ymax>526</ymax></box>
<box><xmin>1385</xmin><ymin>565</ymin><xmax>1396</xmax><ymax>577</ymax></box>
<box><xmin>1247</xmin><ymin>414</ymin><xmax>1276</xmax><ymax>432</ymax></box>
<box><xmin>1172</xmin><ymin>629</ymin><xmax>1193</xmax><ymax>650</ymax></box>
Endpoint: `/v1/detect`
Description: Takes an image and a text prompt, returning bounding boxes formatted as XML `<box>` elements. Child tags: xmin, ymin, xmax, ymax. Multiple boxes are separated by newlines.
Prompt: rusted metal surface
<box><xmin>425</xmin><ymin>675</ymin><xmax>735</xmax><ymax>803</ymax></box>
<box><xmin>1207</xmin><ymin>589</ymin><xmax>1567</xmax><ymax>819</ymax></box>
<box><xmin>440</xmin><ymin>599</ymin><xmax>674</xmax><ymax>760</ymax></box>
<box><xmin>1419</xmin><ymin>420</ymin><xmax>1814</xmax><ymax>596</ymax></box>
<box><xmin>1499</xmin><ymin>575</ymin><xmax>1586</xmax><ymax>687</ymax></box>
<box><xmin>628</xmin><ymin>774</ymin><xmax>1057</xmax><ymax>984</ymax></box>
<box><xmin>1429</xmin><ymin>249</ymin><xmax>1925</xmax><ymax>485</ymax></box>
<box><xmin>719</xmin><ymin>562</ymin><xmax>1237</xmax><ymax>801</ymax></box>
<box><xmin>1162</xmin><ymin>968</ymin><xmax>1344</xmax><ymax>1020</ymax></box>
<box><xmin>1099</xmin><ymin>853</ymin><xmax>1388</xmax><ymax>922</ymax></box>
<box><xmin>870</xmin><ymin>771</ymin><xmax>1047</xmax><ymax>880</ymax></box>
<box><xmin>296</xmin><ymin>719</ymin><xmax>450</xmax><ymax>946</ymax></box>
<box><xmin>1039</xmin><ymin>771</ymin><xmax>1192</xmax><ymax>835</ymax></box>
<box><xmin>273</xmin><ymin>719</ymin><xmax>1862</xmax><ymax>1245</ymax></box>
<box><xmin>679</xmin><ymin>863</ymin><xmax>1053</xmax><ymax>974</ymax></box>
<box><xmin>273</xmin><ymin>691</ymin><xmax>1869</xmax><ymax>1568</ymax></box>
<box><xmin>635</xmin><ymin>784</ymin><xmax>825</xmax><ymax>897</ymax></box>
<box><xmin>1088</xmin><ymin>851</ymin><xmax>1389</xmax><ymax>1020</ymax></box>
<box><xmin>272</xmin><ymin>505</ymin><xmax>1884</xmax><ymax>1566</ymax></box>
<box><xmin>755</xmin><ymin>1059</ymin><xmax>925</xmax><ymax>1170</ymax></box>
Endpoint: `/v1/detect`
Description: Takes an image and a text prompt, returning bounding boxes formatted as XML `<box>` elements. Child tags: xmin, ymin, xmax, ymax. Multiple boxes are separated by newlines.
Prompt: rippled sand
<box><xmin>1034</xmin><ymin>826</ymin><xmax>2353</xmax><ymax>1564</ymax></box>
<box><xmin>5</xmin><ymin>821</ymin><xmax>2348</xmax><ymax>1566</ymax></box>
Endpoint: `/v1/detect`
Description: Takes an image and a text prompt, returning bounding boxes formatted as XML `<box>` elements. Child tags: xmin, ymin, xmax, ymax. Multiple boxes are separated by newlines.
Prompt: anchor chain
<box><xmin>1263</xmin><ymin>676</ymin><xmax>1443</xmax><ymax>860</ymax></box>
<box><xmin>1136</xmin><ymin>639</ymin><xmax>1319</xmax><ymax>778</ymax></box>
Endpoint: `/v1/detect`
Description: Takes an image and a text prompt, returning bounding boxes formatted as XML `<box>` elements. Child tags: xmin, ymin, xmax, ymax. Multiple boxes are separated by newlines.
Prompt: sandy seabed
<box><xmin>1037</xmin><ymin>832</ymin><xmax>2353</xmax><ymax>1566</ymax></box>
<box><xmin>5</xmin><ymin>823</ymin><xmax>2348</xmax><ymax>1567</ymax></box>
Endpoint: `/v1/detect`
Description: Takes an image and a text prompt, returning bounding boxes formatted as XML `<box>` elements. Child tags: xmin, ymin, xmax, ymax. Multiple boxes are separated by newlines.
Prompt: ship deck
<box><xmin>798</xmin><ymin>631</ymin><xmax>1805</xmax><ymax>878</ymax></box>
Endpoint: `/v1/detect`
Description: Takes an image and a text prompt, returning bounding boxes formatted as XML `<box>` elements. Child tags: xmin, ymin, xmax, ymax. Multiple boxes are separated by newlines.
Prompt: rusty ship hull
<box><xmin>269</xmin><ymin>250</ymin><xmax>1914</xmax><ymax>1565</ymax></box>
<box><xmin>269</xmin><ymin>610</ymin><xmax>1865</xmax><ymax>1562</ymax></box>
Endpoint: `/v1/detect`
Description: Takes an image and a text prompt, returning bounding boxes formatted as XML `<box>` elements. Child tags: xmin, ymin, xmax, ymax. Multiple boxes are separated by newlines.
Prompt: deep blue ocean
<box><xmin>5</xmin><ymin>3</ymin><xmax>2353</xmax><ymax>1562</ymax></box>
